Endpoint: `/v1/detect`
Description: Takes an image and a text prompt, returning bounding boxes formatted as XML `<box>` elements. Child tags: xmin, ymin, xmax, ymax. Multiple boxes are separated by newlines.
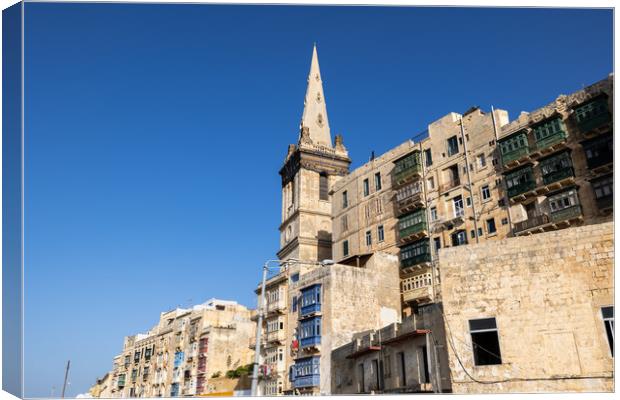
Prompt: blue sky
<box><xmin>23</xmin><ymin>3</ymin><xmax>612</xmax><ymax>397</ymax></box>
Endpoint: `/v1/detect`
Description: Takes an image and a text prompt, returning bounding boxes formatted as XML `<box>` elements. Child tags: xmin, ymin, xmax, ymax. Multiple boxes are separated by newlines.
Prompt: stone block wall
<box><xmin>439</xmin><ymin>222</ymin><xmax>614</xmax><ymax>393</ymax></box>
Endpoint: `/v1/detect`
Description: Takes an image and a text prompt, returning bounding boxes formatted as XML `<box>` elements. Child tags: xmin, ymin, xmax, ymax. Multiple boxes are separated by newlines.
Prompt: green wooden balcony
<box><xmin>399</xmin><ymin>221</ymin><xmax>428</xmax><ymax>239</ymax></box>
<box><xmin>542</xmin><ymin>167</ymin><xmax>575</xmax><ymax>186</ymax></box>
<box><xmin>578</xmin><ymin>112</ymin><xmax>611</xmax><ymax>133</ymax></box>
<box><xmin>401</xmin><ymin>252</ymin><xmax>431</xmax><ymax>269</ymax></box>
<box><xmin>574</xmin><ymin>98</ymin><xmax>611</xmax><ymax>133</ymax></box>
<box><xmin>394</xmin><ymin>163</ymin><xmax>422</xmax><ymax>186</ymax></box>
<box><xmin>501</xmin><ymin>146</ymin><xmax>530</xmax><ymax>166</ymax></box>
<box><xmin>534</xmin><ymin>130</ymin><xmax>568</xmax><ymax>151</ymax></box>
<box><xmin>507</xmin><ymin>180</ymin><xmax>535</xmax><ymax>198</ymax></box>
<box><xmin>551</xmin><ymin>205</ymin><xmax>582</xmax><ymax>223</ymax></box>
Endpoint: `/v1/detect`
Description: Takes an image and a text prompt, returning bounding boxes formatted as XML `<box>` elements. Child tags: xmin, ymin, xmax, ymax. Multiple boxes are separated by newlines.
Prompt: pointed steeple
<box><xmin>299</xmin><ymin>44</ymin><xmax>332</xmax><ymax>147</ymax></box>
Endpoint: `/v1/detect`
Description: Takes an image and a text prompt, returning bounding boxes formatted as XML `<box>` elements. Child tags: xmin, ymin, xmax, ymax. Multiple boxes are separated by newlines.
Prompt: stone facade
<box><xmin>439</xmin><ymin>222</ymin><xmax>614</xmax><ymax>393</ymax></box>
<box><xmin>331</xmin><ymin>303</ymin><xmax>452</xmax><ymax>394</ymax></box>
<box><xmin>96</xmin><ymin>299</ymin><xmax>255</xmax><ymax>398</ymax></box>
<box><xmin>287</xmin><ymin>252</ymin><xmax>401</xmax><ymax>395</ymax></box>
<box><xmin>499</xmin><ymin>75</ymin><xmax>613</xmax><ymax>236</ymax></box>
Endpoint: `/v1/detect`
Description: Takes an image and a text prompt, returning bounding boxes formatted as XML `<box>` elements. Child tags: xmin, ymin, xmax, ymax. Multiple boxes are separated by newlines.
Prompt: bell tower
<box><xmin>278</xmin><ymin>45</ymin><xmax>351</xmax><ymax>262</ymax></box>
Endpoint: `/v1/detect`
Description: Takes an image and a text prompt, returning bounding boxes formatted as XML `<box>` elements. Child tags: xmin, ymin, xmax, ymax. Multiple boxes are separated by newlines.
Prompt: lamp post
<box><xmin>250</xmin><ymin>258</ymin><xmax>334</xmax><ymax>396</ymax></box>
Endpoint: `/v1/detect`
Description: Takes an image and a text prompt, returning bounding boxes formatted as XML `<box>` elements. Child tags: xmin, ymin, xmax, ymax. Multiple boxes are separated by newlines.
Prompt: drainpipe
<box><xmin>491</xmin><ymin>106</ymin><xmax>514</xmax><ymax>235</ymax></box>
<box><xmin>459</xmin><ymin>117</ymin><xmax>480</xmax><ymax>244</ymax></box>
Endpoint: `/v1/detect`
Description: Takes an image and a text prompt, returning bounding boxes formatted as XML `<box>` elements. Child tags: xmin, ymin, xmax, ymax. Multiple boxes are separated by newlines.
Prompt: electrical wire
<box><xmin>438</xmin><ymin>307</ymin><xmax>613</xmax><ymax>386</ymax></box>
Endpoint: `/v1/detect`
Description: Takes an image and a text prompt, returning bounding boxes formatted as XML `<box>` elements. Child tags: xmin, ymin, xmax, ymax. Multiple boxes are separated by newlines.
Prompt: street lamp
<box><xmin>250</xmin><ymin>258</ymin><xmax>333</xmax><ymax>396</ymax></box>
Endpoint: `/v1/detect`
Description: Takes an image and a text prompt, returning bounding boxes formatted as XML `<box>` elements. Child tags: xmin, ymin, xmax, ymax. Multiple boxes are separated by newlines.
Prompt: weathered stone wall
<box><xmin>439</xmin><ymin>222</ymin><xmax>614</xmax><ymax>393</ymax></box>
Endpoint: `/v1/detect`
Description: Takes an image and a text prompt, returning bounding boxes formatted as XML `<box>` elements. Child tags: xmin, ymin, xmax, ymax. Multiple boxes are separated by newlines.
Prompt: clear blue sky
<box><xmin>23</xmin><ymin>3</ymin><xmax>612</xmax><ymax>397</ymax></box>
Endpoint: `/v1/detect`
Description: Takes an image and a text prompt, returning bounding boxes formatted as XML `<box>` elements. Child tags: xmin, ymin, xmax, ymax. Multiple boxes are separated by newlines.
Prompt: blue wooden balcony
<box><xmin>300</xmin><ymin>336</ymin><xmax>321</xmax><ymax>349</ymax></box>
<box><xmin>293</xmin><ymin>374</ymin><xmax>320</xmax><ymax>389</ymax></box>
<box><xmin>300</xmin><ymin>303</ymin><xmax>321</xmax><ymax>318</ymax></box>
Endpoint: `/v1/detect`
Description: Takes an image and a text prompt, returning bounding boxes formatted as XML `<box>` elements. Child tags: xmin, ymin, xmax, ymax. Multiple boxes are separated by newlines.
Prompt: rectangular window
<box><xmin>430</xmin><ymin>207</ymin><xmax>438</xmax><ymax>221</ymax></box>
<box><xmin>341</xmin><ymin>215</ymin><xmax>348</xmax><ymax>232</ymax></box>
<box><xmin>466</xmin><ymin>197</ymin><xmax>472</xmax><ymax>207</ymax></box>
<box><xmin>375</xmin><ymin>172</ymin><xmax>382</xmax><ymax>191</ymax></box>
<box><xmin>592</xmin><ymin>175</ymin><xmax>613</xmax><ymax>201</ymax></box>
<box><xmin>433</xmin><ymin>237</ymin><xmax>441</xmax><ymax>255</ymax></box>
<box><xmin>378</xmin><ymin>225</ymin><xmax>385</xmax><ymax>242</ymax></box>
<box><xmin>342</xmin><ymin>191</ymin><xmax>348</xmax><ymax>208</ymax></box>
<box><xmin>447</xmin><ymin>136</ymin><xmax>459</xmax><ymax>156</ymax></box>
<box><xmin>478</xmin><ymin>154</ymin><xmax>486</xmax><ymax>168</ymax></box>
<box><xmin>427</xmin><ymin>177</ymin><xmax>435</xmax><ymax>190</ymax></box>
<box><xmin>478</xmin><ymin>227</ymin><xmax>483</xmax><ymax>237</ymax></box>
<box><xmin>424</xmin><ymin>148</ymin><xmax>433</xmax><ymax>166</ymax></box>
<box><xmin>319</xmin><ymin>173</ymin><xmax>329</xmax><ymax>201</ymax></box>
<box><xmin>481</xmin><ymin>185</ymin><xmax>491</xmax><ymax>201</ymax></box>
<box><xmin>365</xmin><ymin>230</ymin><xmax>372</xmax><ymax>246</ymax></box>
<box><xmin>486</xmin><ymin>218</ymin><xmax>496</xmax><ymax>234</ymax></box>
<box><xmin>469</xmin><ymin>318</ymin><xmax>502</xmax><ymax>365</ymax></box>
<box><xmin>343</xmin><ymin>240</ymin><xmax>349</xmax><ymax>257</ymax></box>
<box><xmin>602</xmin><ymin>306</ymin><xmax>614</xmax><ymax>356</ymax></box>
<box><xmin>470</xmin><ymin>230</ymin><xmax>475</xmax><ymax>239</ymax></box>
<box><xmin>421</xmin><ymin>346</ymin><xmax>430</xmax><ymax>383</ymax></box>
<box><xmin>453</xmin><ymin>195</ymin><xmax>464</xmax><ymax>217</ymax></box>
<box><xmin>292</xmin><ymin>296</ymin><xmax>298</xmax><ymax>312</ymax></box>
<box><xmin>451</xmin><ymin>230</ymin><xmax>467</xmax><ymax>246</ymax></box>
<box><xmin>363</xmin><ymin>179</ymin><xmax>370</xmax><ymax>196</ymax></box>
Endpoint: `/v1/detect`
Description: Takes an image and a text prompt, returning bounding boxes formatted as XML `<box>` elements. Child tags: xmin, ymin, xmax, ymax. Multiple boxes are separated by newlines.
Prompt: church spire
<box><xmin>299</xmin><ymin>44</ymin><xmax>332</xmax><ymax>147</ymax></box>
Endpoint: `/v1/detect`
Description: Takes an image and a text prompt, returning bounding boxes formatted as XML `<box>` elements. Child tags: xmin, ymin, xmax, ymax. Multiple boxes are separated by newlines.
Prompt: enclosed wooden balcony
<box><xmin>574</xmin><ymin>96</ymin><xmax>611</xmax><ymax>137</ymax></box>
<box><xmin>529</xmin><ymin>118</ymin><xmax>569</xmax><ymax>160</ymax></box>
<box><xmin>393</xmin><ymin>151</ymin><xmax>422</xmax><ymax>187</ymax></box>
<box><xmin>513</xmin><ymin>205</ymin><xmax>583</xmax><ymax>236</ymax></box>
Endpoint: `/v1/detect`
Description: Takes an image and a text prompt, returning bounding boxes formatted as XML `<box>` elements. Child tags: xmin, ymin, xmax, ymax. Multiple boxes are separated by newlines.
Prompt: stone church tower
<box><xmin>278</xmin><ymin>45</ymin><xmax>351</xmax><ymax>262</ymax></box>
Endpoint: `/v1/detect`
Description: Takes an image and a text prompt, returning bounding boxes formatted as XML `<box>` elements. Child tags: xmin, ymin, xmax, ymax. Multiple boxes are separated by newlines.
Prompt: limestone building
<box><xmin>439</xmin><ymin>222</ymin><xmax>614</xmax><ymax>393</ymax></box>
<box><xmin>498</xmin><ymin>75</ymin><xmax>613</xmax><ymax>235</ymax></box>
<box><xmin>96</xmin><ymin>299</ymin><xmax>255</xmax><ymax>398</ymax></box>
<box><xmin>331</xmin><ymin>304</ymin><xmax>452</xmax><ymax>394</ymax></box>
<box><xmin>253</xmin><ymin>45</ymin><xmax>402</xmax><ymax>396</ymax></box>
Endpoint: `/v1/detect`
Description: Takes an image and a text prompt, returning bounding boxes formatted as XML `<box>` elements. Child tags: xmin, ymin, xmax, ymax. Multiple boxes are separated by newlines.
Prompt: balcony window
<box><xmin>451</xmin><ymin>230</ymin><xmax>468</xmax><ymax>246</ymax></box>
<box><xmin>118</xmin><ymin>374</ymin><xmax>126</xmax><ymax>388</ymax></box>
<box><xmin>393</xmin><ymin>151</ymin><xmax>422</xmax><ymax>184</ymax></box>
<box><xmin>582</xmin><ymin>133</ymin><xmax>613</xmax><ymax>170</ymax></box>
<box><xmin>447</xmin><ymin>136</ymin><xmax>459</xmax><ymax>156</ymax></box>
<box><xmin>453</xmin><ymin>195</ymin><xmax>464</xmax><ymax>217</ymax></box>
<box><xmin>396</xmin><ymin>181</ymin><xmax>422</xmax><ymax>203</ymax></box>
<box><xmin>433</xmin><ymin>237</ymin><xmax>441</xmax><ymax>255</ymax></box>
<box><xmin>505</xmin><ymin>166</ymin><xmax>535</xmax><ymax>198</ymax></box>
<box><xmin>499</xmin><ymin>130</ymin><xmax>529</xmax><ymax>165</ymax></box>
<box><xmin>469</xmin><ymin>318</ymin><xmax>502</xmax><ymax>366</ymax></box>
<box><xmin>131</xmin><ymin>369</ymin><xmax>138</xmax><ymax>382</ymax></box>
<box><xmin>170</xmin><ymin>383</ymin><xmax>179</xmax><ymax>397</ymax></box>
<box><xmin>398</xmin><ymin>209</ymin><xmax>427</xmax><ymax>238</ymax></box>
<box><xmin>173</xmin><ymin>351</ymin><xmax>184</xmax><ymax>368</ymax></box>
<box><xmin>539</xmin><ymin>151</ymin><xmax>574</xmax><ymax>185</ymax></box>
<box><xmin>400</xmin><ymin>239</ymin><xmax>431</xmax><ymax>268</ymax></box>
<box><xmin>300</xmin><ymin>284</ymin><xmax>321</xmax><ymax>316</ymax></box>
<box><xmin>145</xmin><ymin>347</ymin><xmax>152</xmax><ymax>361</ymax></box>
<box><xmin>591</xmin><ymin>175</ymin><xmax>613</xmax><ymax>210</ymax></box>
<box><xmin>533</xmin><ymin>117</ymin><xmax>567</xmax><ymax>150</ymax></box>
<box><xmin>124</xmin><ymin>355</ymin><xmax>131</xmax><ymax>368</ymax></box>
<box><xmin>134</xmin><ymin>351</ymin><xmax>141</xmax><ymax>363</ymax></box>
<box><xmin>430</xmin><ymin>207</ymin><xmax>437</xmax><ymax>221</ymax></box>
<box><xmin>574</xmin><ymin>96</ymin><xmax>610</xmax><ymax>132</ymax></box>
<box><xmin>548</xmin><ymin>188</ymin><xmax>582</xmax><ymax>222</ymax></box>
<box><xmin>299</xmin><ymin>316</ymin><xmax>322</xmax><ymax>348</ymax></box>
<box><xmin>291</xmin><ymin>357</ymin><xmax>320</xmax><ymax>388</ymax></box>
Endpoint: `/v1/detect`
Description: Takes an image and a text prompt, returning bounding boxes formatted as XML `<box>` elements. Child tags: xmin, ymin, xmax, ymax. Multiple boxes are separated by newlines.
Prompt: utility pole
<box><xmin>61</xmin><ymin>360</ymin><xmax>70</xmax><ymax>398</ymax></box>
<box><xmin>459</xmin><ymin>117</ymin><xmax>480</xmax><ymax>244</ymax></box>
<box><xmin>250</xmin><ymin>264</ymin><xmax>269</xmax><ymax>396</ymax></box>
